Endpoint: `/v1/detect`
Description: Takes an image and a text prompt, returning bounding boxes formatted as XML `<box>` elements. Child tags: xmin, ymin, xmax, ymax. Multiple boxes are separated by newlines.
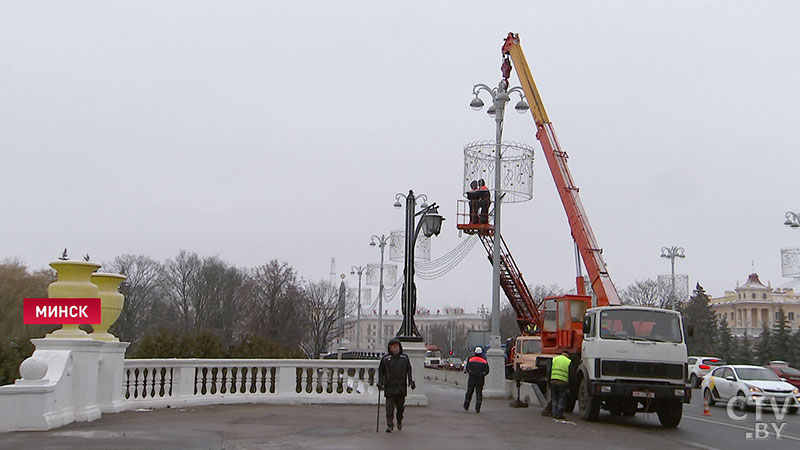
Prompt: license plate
<box><xmin>632</xmin><ymin>391</ymin><xmax>655</xmax><ymax>398</ymax></box>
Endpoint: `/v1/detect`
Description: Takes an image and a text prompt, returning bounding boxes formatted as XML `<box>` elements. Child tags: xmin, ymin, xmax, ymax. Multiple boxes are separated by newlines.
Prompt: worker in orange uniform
<box><xmin>463</xmin><ymin>346</ymin><xmax>490</xmax><ymax>412</ymax></box>
<box><xmin>550</xmin><ymin>350</ymin><xmax>572</xmax><ymax>420</ymax></box>
<box><xmin>477</xmin><ymin>179</ymin><xmax>491</xmax><ymax>224</ymax></box>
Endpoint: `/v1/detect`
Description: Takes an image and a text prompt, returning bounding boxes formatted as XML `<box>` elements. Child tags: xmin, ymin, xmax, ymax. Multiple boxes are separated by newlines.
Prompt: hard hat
<box><xmin>474</xmin><ymin>346</ymin><xmax>483</xmax><ymax>354</ymax></box>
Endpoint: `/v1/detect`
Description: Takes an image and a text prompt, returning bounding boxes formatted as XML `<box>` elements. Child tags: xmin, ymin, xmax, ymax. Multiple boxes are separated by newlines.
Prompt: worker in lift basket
<box><xmin>477</xmin><ymin>179</ymin><xmax>491</xmax><ymax>224</ymax></box>
<box><xmin>378</xmin><ymin>338</ymin><xmax>415</xmax><ymax>433</ymax></box>
<box><xmin>550</xmin><ymin>350</ymin><xmax>572</xmax><ymax>420</ymax></box>
<box><xmin>463</xmin><ymin>346</ymin><xmax>490</xmax><ymax>413</ymax></box>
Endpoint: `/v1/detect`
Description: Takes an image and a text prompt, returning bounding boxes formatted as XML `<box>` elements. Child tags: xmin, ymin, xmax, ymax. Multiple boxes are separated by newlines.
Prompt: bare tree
<box><xmin>0</xmin><ymin>259</ymin><xmax>54</xmax><ymax>338</ymax></box>
<box><xmin>298</xmin><ymin>280</ymin><xmax>341</xmax><ymax>359</ymax></box>
<box><xmin>161</xmin><ymin>250</ymin><xmax>200</xmax><ymax>331</ymax></box>
<box><xmin>241</xmin><ymin>260</ymin><xmax>305</xmax><ymax>349</ymax></box>
<box><xmin>190</xmin><ymin>256</ymin><xmax>245</xmax><ymax>345</ymax></box>
<box><xmin>621</xmin><ymin>278</ymin><xmax>670</xmax><ymax>309</ymax></box>
<box><xmin>104</xmin><ymin>254</ymin><xmax>163</xmax><ymax>343</ymax></box>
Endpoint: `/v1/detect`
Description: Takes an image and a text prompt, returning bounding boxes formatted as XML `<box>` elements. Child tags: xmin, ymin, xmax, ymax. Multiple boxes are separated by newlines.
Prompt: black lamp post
<box><xmin>394</xmin><ymin>190</ymin><xmax>445</xmax><ymax>340</ymax></box>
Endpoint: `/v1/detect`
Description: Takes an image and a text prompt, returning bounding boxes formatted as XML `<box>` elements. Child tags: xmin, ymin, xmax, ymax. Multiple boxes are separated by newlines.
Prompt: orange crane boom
<box><xmin>501</xmin><ymin>32</ymin><xmax>621</xmax><ymax>307</ymax></box>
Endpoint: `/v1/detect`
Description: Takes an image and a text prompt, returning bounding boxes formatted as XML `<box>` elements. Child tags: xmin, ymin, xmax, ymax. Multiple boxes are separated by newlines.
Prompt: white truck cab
<box><xmin>576</xmin><ymin>306</ymin><xmax>690</xmax><ymax>427</ymax></box>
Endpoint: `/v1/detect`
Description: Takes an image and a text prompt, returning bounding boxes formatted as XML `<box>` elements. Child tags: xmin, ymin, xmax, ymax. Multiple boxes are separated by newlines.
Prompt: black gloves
<box><xmin>409</xmin><ymin>380</ymin><xmax>416</xmax><ymax>390</ymax></box>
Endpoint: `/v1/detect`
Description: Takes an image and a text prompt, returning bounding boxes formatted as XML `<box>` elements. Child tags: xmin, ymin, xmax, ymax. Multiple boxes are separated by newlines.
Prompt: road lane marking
<box><xmin>683</xmin><ymin>415</ymin><xmax>800</xmax><ymax>442</ymax></box>
<box><xmin>672</xmin><ymin>439</ymin><xmax>721</xmax><ymax>450</ymax></box>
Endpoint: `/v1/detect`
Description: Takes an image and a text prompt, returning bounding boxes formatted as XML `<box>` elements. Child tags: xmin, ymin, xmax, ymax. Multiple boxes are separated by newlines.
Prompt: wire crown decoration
<box><xmin>463</xmin><ymin>140</ymin><xmax>535</xmax><ymax>203</ymax></box>
<box><xmin>389</xmin><ymin>229</ymin><xmax>431</xmax><ymax>262</ymax></box>
<box><xmin>365</xmin><ymin>263</ymin><xmax>398</xmax><ymax>287</ymax></box>
<box><xmin>781</xmin><ymin>248</ymin><xmax>800</xmax><ymax>278</ymax></box>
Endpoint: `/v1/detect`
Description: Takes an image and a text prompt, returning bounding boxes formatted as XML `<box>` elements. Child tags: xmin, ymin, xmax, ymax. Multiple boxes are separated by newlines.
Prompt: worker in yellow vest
<box><xmin>550</xmin><ymin>350</ymin><xmax>571</xmax><ymax>420</ymax></box>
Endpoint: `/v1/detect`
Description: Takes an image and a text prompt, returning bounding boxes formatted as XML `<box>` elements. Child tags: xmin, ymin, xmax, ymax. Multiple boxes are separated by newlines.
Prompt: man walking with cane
<box><xmin>378</xmin><ymin>338</ymin><xmax>415</xmax><ymax>433</ymax></box>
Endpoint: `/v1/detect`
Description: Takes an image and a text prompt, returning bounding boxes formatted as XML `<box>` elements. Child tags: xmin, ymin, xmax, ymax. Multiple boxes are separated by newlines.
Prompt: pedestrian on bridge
<box><xmin>378</xmin><ymin>338</ymin><xmax>415</xmax><ymax>433</ymax></box>
<box><xmin>463</xmin><ymin>346</ymin><xmax>490</xmax><ymax>413</ymax></box>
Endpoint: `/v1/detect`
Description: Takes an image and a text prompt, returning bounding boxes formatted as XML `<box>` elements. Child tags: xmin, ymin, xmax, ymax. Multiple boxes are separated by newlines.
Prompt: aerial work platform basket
<box><xmin>456</xmin><ymin>199</ymin><xmax>494</xmax><ymax>235</ymax></box>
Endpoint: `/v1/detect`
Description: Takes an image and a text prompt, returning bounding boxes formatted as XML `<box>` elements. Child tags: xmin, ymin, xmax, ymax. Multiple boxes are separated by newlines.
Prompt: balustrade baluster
<box><xmin>213</xmin><ymin>367</ymin><xmax>222</xmax><ymax>395</ymax></box>
<box><xmin>221</xmin><ymin>367</ymin><xmax>230</xmax><ymax>394</ymax></box>
<box><xmin>135</xmin><ymin>368</ymin><xmax>144</xmax><ymax>398</ymax></box>
<box><xmin>124</xmin><ymin>368</ymin><xmax>131</xmax><ymax>399</ymax></box>
<box><xmin>254</xmin><ymin>366</ymin><xmax>263</xmax><ymax>394</ymax></box>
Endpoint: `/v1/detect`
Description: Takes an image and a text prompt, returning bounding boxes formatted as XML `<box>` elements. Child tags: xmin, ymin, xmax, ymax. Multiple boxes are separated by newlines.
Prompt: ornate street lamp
<box><xmin>350</xmin><ymin>265</ymin><xmax>366</xmax><ymax>349</ymax></box>
<box><xmin>784</xmin><ymin>211</ymin><xmax>800</xmax><ymax>228</ymax></box>
<box><xmin>394</xmin><ymin>190</ymin><xmax>444</xmax><ymax>340</ymax></box>
<box><xmin>660</xmin><ymin>246</ymin><xmax>686</xmax><ymax>310</ymax></box>
<box><xmin>370</xmin><ymin>234</ymin><xmax>390</xmax><ymax>349</ymax></box>
<box><xmin>469</xmin><ymin>78</ymin><xmax>527</xmax><ymax>351</ymax></box>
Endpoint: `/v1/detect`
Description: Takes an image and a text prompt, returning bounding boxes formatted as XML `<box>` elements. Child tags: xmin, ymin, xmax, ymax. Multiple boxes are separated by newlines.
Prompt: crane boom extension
<box><xmin>502</xmin><ymin>32</ymin><xmax>621</xmax><ymax>307</ymax></box>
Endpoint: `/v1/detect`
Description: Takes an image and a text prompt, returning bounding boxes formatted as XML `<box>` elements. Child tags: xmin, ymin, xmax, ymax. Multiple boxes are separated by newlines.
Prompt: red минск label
<box><xmin>23</xmin><ymin>298</ymin><xmax>102</xmax><ymax>324</ymax></box>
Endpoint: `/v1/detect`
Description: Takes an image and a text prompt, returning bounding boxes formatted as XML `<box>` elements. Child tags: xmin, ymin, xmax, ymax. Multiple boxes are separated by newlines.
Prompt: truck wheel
<box><xmin>657</xmin><ymin>399</ymin><xmax>682</xmax><ymax>428</ymax></box>
<box><xmin>578</xmin><ymin>378</ymin><xmax>600</xmax><ymax>421</ymax></box>
<box><xmin>788</xmin><ymin>407</ymin><xmax>798</xmax><ymax>415</ymax></box>
<box><xmin>563</xmin><ymin>393</ymin><xmax>576</xmax><ymax>413</ymax></box>
<box><xmin>690</xmin><ymin>374</ymin><xmax>698</xmax><ymax>388</ymax></box>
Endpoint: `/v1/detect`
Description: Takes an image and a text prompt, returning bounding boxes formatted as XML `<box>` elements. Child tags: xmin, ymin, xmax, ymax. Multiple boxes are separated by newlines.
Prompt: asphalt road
<box><xmin>1</xmin><ymin>382</ymin><xmax>798</xmax><ymax>449</ymax></box>
<box><xmin>567</xmin><ymin>385</ymin><xmax>800</xmax><ymax>449</ymax></box>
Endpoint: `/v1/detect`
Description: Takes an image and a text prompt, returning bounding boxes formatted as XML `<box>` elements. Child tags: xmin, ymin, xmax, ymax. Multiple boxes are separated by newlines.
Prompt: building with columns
<box><xmin>343</xmin><ymin>308</ymin><xmax>485</xmax><ymax>351</ymax></box>
<box><xmin>709</xmin><ymin>273</ymin><xmax>800</xmax><ymax>337</ymax></box>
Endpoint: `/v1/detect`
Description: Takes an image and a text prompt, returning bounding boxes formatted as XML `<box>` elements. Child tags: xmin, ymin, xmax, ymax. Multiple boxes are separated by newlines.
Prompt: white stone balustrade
<box><xmin>0</xmin><ymin>344</ymin><xmax>431</xmax><ymax>432</ymax></box>
<box><xmin>120</xmin><ymin>359</ymin><xmax>382</xmax><ymax>409</ymax></box>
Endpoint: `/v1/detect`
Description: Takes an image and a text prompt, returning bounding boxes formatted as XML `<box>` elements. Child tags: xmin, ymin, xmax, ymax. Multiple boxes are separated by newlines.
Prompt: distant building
<box><xmin>344</xmin><ymin>308</ymin><xmax>485</xmax><ymax>350</ymax></box>
<box><xmin>709</xmin><ymin>273</ymin><xmax>800</xmax><ymax>337</ymax></box>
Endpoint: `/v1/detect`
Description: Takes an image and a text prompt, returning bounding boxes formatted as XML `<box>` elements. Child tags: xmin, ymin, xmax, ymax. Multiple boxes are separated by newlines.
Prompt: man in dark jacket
<box><xmin>463</xmin><ymin>346</ymin><xmax>490</xmax><ymax>412</ymax></box>
<box><xmin>378</xmin><ymin>338</ymin><xmax>415</xmax><ymax>432</ymax></box>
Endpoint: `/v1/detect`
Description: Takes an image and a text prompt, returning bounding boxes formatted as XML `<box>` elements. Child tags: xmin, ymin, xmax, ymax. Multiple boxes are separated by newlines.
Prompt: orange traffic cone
<box><xmin>702</xmin><ymin>396</ymin><xmax>711</xmax><ymax>416</ymax></box>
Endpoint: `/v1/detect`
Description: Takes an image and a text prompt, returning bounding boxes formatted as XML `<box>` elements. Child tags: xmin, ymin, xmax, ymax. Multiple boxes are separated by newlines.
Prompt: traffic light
<box><xmin>449</xmin><ymin>350</ymin><xmax>453</xmax><ymax>355</ymax></box>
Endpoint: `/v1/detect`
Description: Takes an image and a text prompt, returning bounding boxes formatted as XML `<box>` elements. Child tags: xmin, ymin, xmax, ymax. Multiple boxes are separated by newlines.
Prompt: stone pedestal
<box><xmin>0</xmin><ymin>337</ymin><xmax>130</xmax><ymax>432</ymax></box>
<box><xmin>398</xmin><ymin>337</ymin><xmax>428</xmax><ymax>406</ymax></box>
<box><xmin>483</xmin><ymin>335</ymin><xmax>507</xmax><ymax>399</ymax></box>
<box><xmin>96</xmin><ymin>341</ymin><xmax>130</xmax><ymax>413</ymax></box>
<box><xmin>32</xmin><ymin>338</ymin><xmax>106</xmax><ymax>421</ymax></box>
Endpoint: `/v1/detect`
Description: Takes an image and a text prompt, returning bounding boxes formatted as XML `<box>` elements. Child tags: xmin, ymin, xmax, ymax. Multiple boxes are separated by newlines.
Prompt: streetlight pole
<box><xmin>350</xmin><ymin>265</ymin><xmax>366</xmax><ymax>350</ymax></box>
<box><xmin>469</xmin><ymin>78</ymin><xmax>528</xmax><ymax>393</ymax></box>
<box><xmin>370</xmin><ymin>234</ymin><xmax>390</xmax><ymax>350</ymax></box>
<box><xmin>393</xmin><ymin>190</ymin><xmax>445</xmax><ymax>339</ymax></box>
<box><xmin>660</xmin><ymin>246</ymin><xmax>686</xmax><ymax>310</ymax></box>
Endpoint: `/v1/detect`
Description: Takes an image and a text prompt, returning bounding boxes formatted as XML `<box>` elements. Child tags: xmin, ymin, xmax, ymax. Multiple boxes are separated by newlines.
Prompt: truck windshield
<box><xmin>599</xmin><ymin>309</ymin><xmax>682</xmax><ymax>343</ymax></box>
<box><xmin>519</xmin><ymin>339</ymin><xmax>542</xmax><ymax>354</ymax></box>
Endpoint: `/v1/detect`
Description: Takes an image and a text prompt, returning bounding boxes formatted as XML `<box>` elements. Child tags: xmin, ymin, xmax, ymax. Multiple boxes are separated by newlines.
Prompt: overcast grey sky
<box><xmin>2</xmin><ymin>1</ymin><xmax>799</xmax><ymax>313</ymax></box>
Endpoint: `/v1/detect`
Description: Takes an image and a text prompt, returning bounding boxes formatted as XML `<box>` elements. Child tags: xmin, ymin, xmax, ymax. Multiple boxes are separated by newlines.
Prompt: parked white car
<box><xmin>701</xmin><ymin>365</ymin><xmax>800</xmax><ymax>413</ymax></box>
<box><xmin>688</xmin><ymin>356</ymin><xmax>726</xmax><ymax>388</ymax></box>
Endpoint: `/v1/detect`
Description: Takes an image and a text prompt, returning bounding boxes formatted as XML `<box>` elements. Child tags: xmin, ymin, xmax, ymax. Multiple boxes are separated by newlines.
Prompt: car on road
<box><xmin>445</xmin><ymin>357</ymin><xmax>463</xmax><ymax>371</ymax></box>
<box><xmin>688</xmin><ymin>356</ymin><xmax>726</xmax><ymax>388</ymax></box>
<box><xmin>765</xmin><ymin>361</ymin><xmax>800</xmax><ymax>389</ymax></box>
<box><xmin>425</xmin><ymin>349</ymin><xmax>444</xmax><ymax>369</ymax></box>
<box><xmin>701</xmin><ymin>365</ymin><xmax>800</xmax><ymax>413</ymax></box>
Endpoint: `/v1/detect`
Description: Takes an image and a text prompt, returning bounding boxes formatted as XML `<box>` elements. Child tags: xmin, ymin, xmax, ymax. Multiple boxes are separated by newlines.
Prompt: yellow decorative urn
<box><xmin>45</xmin><ymin>260</ymin><xmax>101</xmax><ymax>339</ymax></box>
<box><xmin>89</xmin><ymin>273</ymin><xmax>126</xmax><ymax>342</ymax></box>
